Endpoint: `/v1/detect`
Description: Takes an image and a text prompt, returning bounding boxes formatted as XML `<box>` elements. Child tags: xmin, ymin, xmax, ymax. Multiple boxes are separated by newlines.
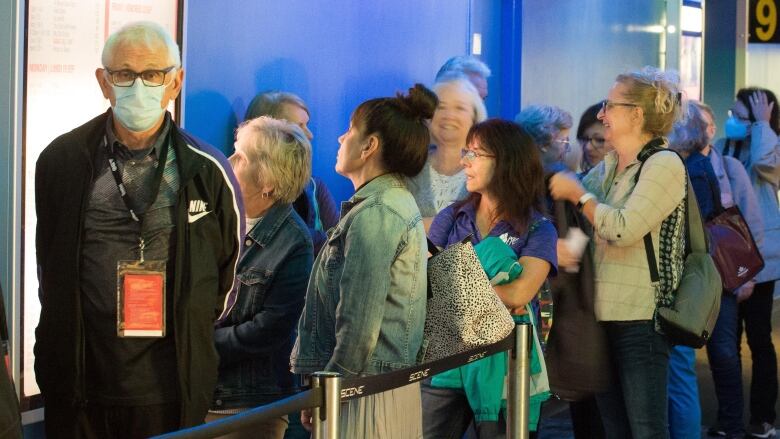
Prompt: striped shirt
<box><xmin>582</xmin><ymin>149</ymin><xmax>685</xmax><ymax>321</ymax></box>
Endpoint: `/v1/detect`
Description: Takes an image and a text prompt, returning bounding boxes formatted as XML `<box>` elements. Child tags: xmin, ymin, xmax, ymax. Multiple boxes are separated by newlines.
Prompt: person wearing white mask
<box><xmin>715</xmin><ymin>88</ymin><xmax>780</xmax><ymax>439</ymax></box>
<box><xmin>34</xmin><ymin>21</ymin><xmax>242</xmax><ymax>437</ymax></box>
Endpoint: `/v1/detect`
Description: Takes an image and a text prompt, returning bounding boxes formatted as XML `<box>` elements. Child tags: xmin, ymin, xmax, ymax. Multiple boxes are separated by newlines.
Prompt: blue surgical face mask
<box><xmin>111</xmin><ymin>80</ymin><xmax>167</xmax><ymax>132</ymax></box>
<box><xmin>724</xmin><ymin>114</ymin><xmax>749</xmax><ymax>140</ymax></box>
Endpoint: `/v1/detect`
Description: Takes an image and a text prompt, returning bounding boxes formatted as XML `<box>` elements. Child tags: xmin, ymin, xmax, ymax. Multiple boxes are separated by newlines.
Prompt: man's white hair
<box><xmin>101</xmin><ymin>21</ymin><xmax>181</xmax><ymax>67</ymax></box>
<box><xmin>435</xmin><ymin>55</ymin><xmax>492</xmax><ymax>82</ymax></box>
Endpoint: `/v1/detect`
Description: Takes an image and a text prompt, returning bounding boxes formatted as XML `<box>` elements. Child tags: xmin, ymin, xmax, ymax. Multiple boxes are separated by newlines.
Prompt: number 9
<box><xmin>756</xmin><ymin>0</ymin><xmax>777</xmax><ymax>41</ymax></box>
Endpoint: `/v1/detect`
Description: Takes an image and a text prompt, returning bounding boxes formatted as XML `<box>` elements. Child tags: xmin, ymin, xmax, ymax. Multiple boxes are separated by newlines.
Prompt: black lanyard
<box><xmin>103</xmin><ymin>134</ymin><xmax>170</xmax><ymax>224</ymax></box>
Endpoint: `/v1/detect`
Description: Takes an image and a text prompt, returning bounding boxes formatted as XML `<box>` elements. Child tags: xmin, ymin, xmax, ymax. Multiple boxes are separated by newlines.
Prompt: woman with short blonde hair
<box><xmin>209</xmin><ymin>116</ymin><xmax>314</xmax><ymax>439</ymax></box>
<box><xmin>231</xmin><ymin>116</ymin><xmax>312</xmax><ymax>204</ymax></box>
<box><xmin>407</xmin><ymin>77</ymin><xmax>487</xmax><ymax>230</ymax></box>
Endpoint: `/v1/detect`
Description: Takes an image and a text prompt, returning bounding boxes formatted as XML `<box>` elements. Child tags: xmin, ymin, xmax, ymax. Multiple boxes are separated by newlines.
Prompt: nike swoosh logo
<box><xmin>188</xmin><ymin>210</ymin><xmax>212</xmax><ymax>223</ymax></box>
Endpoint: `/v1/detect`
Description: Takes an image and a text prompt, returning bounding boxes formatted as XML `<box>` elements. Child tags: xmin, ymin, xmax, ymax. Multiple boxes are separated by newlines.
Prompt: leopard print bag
<box><xmin>423</xmin><ymin>240</ymin><xmax>515</xmax><ymax>362</ymax></box>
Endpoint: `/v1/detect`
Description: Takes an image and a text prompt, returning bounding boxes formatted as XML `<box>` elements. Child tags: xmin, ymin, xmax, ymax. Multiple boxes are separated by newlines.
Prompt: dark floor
<box><xmin>695</xmin><ymin>298</ymin><xmax>780</xmax><ymax>437</ymax></box>
<box><xmin>536</xmin><ymin>298</ymin><xmax>780</xmax><ymax>439</ymax></box>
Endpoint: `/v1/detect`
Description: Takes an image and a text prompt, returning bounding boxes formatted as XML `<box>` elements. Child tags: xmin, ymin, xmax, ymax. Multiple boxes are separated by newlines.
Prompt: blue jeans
<box><xmin>667</xmin><ymin>346</ymin><xmax>701</xmax><ymax>439</ymax></box>
<box><xmin>596</xmin><ymin>321</ymin><xmax>670</xmax><ymax>439</ymax></box>
<box><xmin>706</xmin><ymin>292</ymin><xmax>744</xmax><ymax>435</ymax></box>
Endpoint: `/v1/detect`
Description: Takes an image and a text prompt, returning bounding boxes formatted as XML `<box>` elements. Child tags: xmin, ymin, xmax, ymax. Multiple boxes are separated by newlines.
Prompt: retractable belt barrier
<box><xmin>338</xmin><ymin>329</ymin><xmax>516</xmax><ymax>401</ymax></box>
<box><xmin>154</xmin><ymin>389</ymin><xmax>322</xmax><ymax>439</ymax></box>
<box><xmin>153</xmin><ymin>323</ymin><xmax>532</xmax><ymax>439</ymax></box>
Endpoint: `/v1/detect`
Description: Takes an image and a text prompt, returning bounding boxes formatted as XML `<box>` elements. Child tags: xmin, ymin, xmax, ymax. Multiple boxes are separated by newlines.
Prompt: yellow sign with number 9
<box><xmin>756</xmin><ymin>0</ymin><xmax>778</xmax><ymax>41</ymax></box>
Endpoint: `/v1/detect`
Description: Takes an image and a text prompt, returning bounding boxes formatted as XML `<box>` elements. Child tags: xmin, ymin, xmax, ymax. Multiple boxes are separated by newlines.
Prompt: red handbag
<box><xmin>706</xmin><ymin>205</ymin><xmax>764</xmax><ymax>291</ymax></box>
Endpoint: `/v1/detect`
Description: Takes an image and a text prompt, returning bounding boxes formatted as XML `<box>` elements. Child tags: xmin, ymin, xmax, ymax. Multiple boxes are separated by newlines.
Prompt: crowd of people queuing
<box><xmin>24</xmin><ymin>20</ymin><xmax>779</xmax><ymax>439</ymax></box>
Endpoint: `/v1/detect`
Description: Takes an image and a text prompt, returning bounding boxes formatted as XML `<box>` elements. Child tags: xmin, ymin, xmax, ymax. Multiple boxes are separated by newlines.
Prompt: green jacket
<box><xmin>431</xmin><ymin>237</ymin><xmax>550</xmax><ymax>429</ymax></box>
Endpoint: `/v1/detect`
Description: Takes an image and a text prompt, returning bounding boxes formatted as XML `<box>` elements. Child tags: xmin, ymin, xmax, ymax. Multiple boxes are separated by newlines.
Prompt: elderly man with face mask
<box><xmin>34</xmin><ymin>21</ymin><xmax>242</xmax><ymax>438</ymax></box>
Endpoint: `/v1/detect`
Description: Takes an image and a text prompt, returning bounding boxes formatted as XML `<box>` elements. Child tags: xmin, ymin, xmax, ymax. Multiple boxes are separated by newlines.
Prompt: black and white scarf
<box><xmin>636</xmin><ymin>141</ymin><xmax>687</xmax><ymax>308</ymax></box>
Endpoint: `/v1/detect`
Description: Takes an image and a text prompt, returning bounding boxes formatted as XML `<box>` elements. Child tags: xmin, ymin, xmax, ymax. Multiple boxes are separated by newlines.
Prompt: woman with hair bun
<box><xmin>549</xmin><ymin>67</ymin><xmax>686</xmax><ymax>438</ymax></box>
<box><xmin>291</xmin><ymin>84</ymin><xmax>436</xmax><ymax>438</ymax></box>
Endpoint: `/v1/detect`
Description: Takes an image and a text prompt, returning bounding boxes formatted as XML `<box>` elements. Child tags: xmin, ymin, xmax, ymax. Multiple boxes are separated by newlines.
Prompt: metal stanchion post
<box><xmin>312</xmin><ymin>371</ymin><xmax>342</xmax><ymax>439</ymax></box>
<box><xmin>310</xmin><ymin>374</ymin><xmax>324</xmax><ymax>439</ymax></box>
<box><xmin>321</xmin><ymin>372</ymin><xmax>342</xmax><ymax>439</ymax></box>
<box><xmin>507</xmin><ymin>323</ymin><xmax>532</xmax><ymax>439</ymax></box>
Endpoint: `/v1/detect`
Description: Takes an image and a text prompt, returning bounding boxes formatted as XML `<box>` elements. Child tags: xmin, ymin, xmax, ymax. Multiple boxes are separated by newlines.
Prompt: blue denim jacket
<box><xmin>291</xmin><ymin>173</ymin><xmax>427</xmax><ymax>378</ymax></box>
<box><xmin>212</xmin><ymin>202</ymin><xmax>313</xmax><ymax>409</ymax></box>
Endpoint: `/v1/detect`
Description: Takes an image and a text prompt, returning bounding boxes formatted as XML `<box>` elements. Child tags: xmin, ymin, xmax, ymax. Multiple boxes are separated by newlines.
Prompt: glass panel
<box><xmin>680</xmin><ymin>35</ymin><xmax>703</xmax><ymax>101</ymax></box>
<box><xmin>521</xmin><ymin>0</ymin><xmax>666</xmax><ymax>129</ymax></box>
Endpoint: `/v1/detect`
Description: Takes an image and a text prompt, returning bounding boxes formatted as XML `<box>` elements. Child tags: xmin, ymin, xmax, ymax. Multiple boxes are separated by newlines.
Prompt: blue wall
<box><xmin>183</xmin><ymin>0</ymin><xmax>496</xmax><ymax>203</ymax></box>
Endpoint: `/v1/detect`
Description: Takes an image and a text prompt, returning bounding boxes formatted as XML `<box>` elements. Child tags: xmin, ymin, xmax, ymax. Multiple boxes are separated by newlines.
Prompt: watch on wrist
<box><xmin>577</xmin><ymin>192</ymin><xmax>596</xmax><ymax>211</ymax></box>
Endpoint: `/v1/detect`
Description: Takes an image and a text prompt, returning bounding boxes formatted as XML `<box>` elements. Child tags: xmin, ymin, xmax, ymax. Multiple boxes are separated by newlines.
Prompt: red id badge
<box><xmin>117</xmin><ymin>260</ymin><xmax>166</xmax><ymax>337</ymax></box>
